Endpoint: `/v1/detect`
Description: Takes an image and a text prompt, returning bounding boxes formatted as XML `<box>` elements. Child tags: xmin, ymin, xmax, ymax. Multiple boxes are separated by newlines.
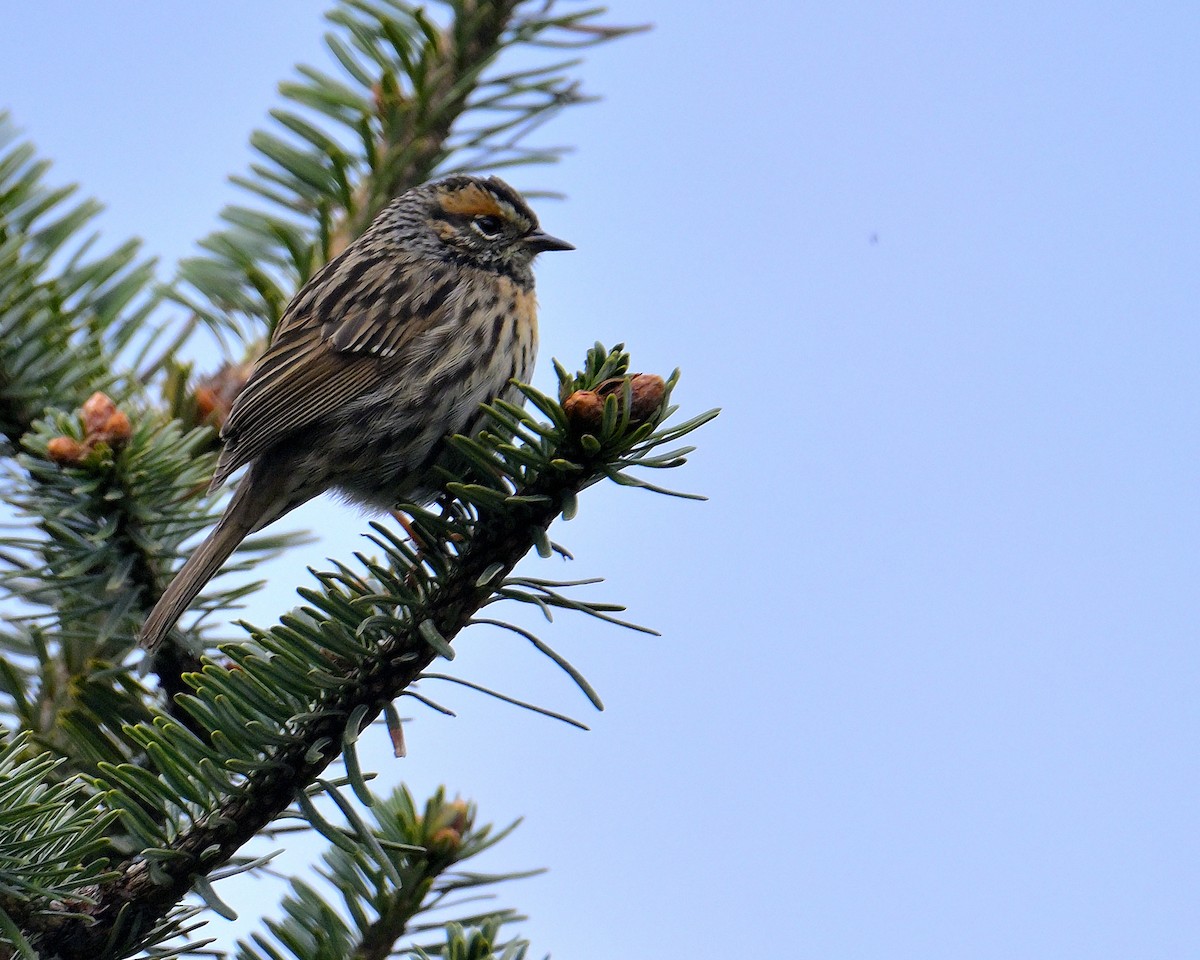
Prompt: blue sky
<box><xmin>2</xmin><ymin>3</ymin><xmax>1199</xmax><ymax>958</ymax></box>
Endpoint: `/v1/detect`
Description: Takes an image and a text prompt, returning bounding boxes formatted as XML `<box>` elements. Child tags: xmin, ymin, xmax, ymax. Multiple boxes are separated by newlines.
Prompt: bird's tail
<box><xmin>139</xmin><ymin>470</ymin><xmax>275</xmax><ymax>652</ymax></box>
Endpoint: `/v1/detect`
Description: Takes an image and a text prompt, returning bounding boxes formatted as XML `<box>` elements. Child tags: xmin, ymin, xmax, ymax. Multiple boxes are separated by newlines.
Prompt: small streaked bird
<box><xmin>140</xmin><ymin>175</ymin><xmax>572</xmax><ymax>652</ymax></box>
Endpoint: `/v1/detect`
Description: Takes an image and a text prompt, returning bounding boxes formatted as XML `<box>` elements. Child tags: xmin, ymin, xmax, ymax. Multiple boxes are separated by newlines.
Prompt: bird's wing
<box><xmin>211</xmin><ymin>253</ymin><xmax>463</xmax><ymax>487</ymax></box>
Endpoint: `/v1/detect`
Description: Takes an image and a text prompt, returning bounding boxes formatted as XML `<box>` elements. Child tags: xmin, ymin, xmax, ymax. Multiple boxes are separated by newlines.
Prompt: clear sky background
<box><xmin>2</xmin><ymin>3</ymin><xmax>1198</xmax><ymax>958</ymax></box>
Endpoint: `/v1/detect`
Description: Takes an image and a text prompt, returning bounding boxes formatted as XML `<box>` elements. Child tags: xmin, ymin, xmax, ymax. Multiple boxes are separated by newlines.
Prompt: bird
<box><xmin>139</xmin><ymin>174</ymin><xmax>572</xmax><ymax>652</ymax></box>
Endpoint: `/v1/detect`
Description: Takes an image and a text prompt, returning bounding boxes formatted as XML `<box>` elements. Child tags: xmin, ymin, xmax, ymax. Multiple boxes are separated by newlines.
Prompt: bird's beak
<box><xmin>524</xmin><ymin>231</ymin><xmax>575</xmax><ymax>253</ymax></box>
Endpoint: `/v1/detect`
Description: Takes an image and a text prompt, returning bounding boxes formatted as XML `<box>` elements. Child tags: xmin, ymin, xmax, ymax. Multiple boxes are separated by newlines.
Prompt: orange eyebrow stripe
<box><xmin>437</xmin><ymin>182</ymin><xmax>506</xmax><ymax>218</ymax></box>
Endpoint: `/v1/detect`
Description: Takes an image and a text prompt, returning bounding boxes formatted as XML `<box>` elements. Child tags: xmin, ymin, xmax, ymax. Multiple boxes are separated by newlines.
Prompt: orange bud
<box><xmin>563</xmin><ymin>389</ymin><xmax>604</xmax><ymax>432</ymax></box>
<box><xmin>77</xmin><ymin>392</ymin><xmax>132</xmax><ymax>449</ymax></box>
<box><xmin>46</xmin><ymin>436</ymin><xmax>89</xmax><ymax>465</ymax></box>
<box><xmin>95</xmin><ymin>410</ymin><xmax>132</xmax><ymax>446</ymax></box>
<box><xmin>445</xmin><ymin>799</ymin><xmax>472</xmax><ymax>834</ymax></box>
<box><xmin>427</xmin><ymin>827</ymin><xmax>462</xmax><ymax>858</ymax></box>
<box><xmin>194</xmin><ymin>385</ymin><xmax>220</xmax><ymax>423</ymax></box>
<box><xmin>81</xmin><ymin>392</ymin><xmax>118</xmax><ymax>436</ymax></box>
<box><xmin>628</xmin><ymin>373</ymin><xmax>666</xmax><ymax>422</ymax></box>
<box><xmin>194</xmin><ymin>359</ymin><xmax>254</xmax><ymax>429</ymax></box>
<box><xmin>566</xmin><ymin>373</ymin><xmax>666</xmax><ymax>434</ymax></box>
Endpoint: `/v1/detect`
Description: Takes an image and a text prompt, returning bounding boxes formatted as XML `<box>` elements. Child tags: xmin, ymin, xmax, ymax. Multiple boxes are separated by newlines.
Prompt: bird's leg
<box><xmin>390</xmin><ymin>508</ymin><xmax>426</xmax><ymax>551</ymax></box>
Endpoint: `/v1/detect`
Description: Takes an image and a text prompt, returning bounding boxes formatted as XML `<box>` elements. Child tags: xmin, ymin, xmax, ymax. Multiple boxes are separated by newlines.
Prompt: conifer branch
<box><xmin>0</xmin><ymin>6</ymin><xmax>701</xmax><ymax>960</ymax></box>
<box><xmin>13</xmin><ymin>345</ymin><xmax>715</xmax><ymax>958</ymax></box>
<box><xmin>0</xmin><ymin>1</ymin><xmax>637</xmax><ymax>774</ymax></box>
<box><xmin>0</xmin><ymin>113</ymin><xmax>157</xmax><ymax>447</ymax></box>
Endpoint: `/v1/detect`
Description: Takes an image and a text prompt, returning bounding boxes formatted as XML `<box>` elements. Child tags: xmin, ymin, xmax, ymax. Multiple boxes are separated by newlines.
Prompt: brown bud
<box><xmin>567</xmin><ymin>373</ymin><xmax>667</xmax><ymax>434</ymax></box>
<box><xmin>427</xmin><ymin>827</ymin><xmax>462</xmax><ymax>858</ymax></box>
<box><xmin>81</xmin><ymin>392</ymin><xmax>118</xmax><ymax>436</ymax></box>
<box><xmin>445</xmin><ymin>799</ymin><xmax>472</xmax><ymax>834</ymax></box>
<box><xmin>194</xmin><ymin>359</ymin><xmax>254</xmax><ymax>429</ymax></box>
<box><xmin>193</xmin><ymin>385</ymin><xmax>220</xmax><ymax>424</ymax></box>
<box><xmin>563</xmin><ymin>389</ymin><xmax>605</xmax><ymax>432</ymax></box>
<box><xmin>46</xmin><ymin>436</ymin><xmax>89</xmax><ymax>465</ymax></box>
<box><xmin>77</xmin><ymin>391</ymin><xmax>133</xmax><ymax>449</ymax></box>
<box><xmin>94</xmin><ymin>410</ymin><xmax>132</xmax><ymax>446</ymax></box>
<box><xmin>628</xmin><ymin>373</ymin><xmax>666</xmax><ymax>422</ymax></box>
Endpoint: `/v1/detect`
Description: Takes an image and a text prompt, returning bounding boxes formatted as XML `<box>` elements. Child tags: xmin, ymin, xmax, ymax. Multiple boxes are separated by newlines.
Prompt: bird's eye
<box><xmin>471</xmin><ymin>215</ymin><xmax>505</xmax><ymax>239</ymax></box>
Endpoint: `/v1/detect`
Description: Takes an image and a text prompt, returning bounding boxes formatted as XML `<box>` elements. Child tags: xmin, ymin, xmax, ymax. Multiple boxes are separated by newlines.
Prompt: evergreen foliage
<box><xmin>0</xmin><ymin>4</ymin><xmax>713</xmax><ymax>958</ymax></box>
